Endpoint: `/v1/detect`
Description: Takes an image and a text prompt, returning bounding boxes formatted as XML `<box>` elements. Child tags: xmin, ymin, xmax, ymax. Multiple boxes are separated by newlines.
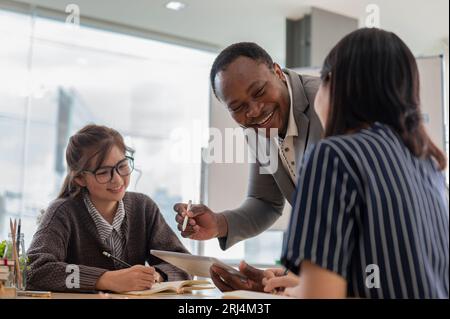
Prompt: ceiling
<box><xmin>8</xmin><ymin>0</ymin><xmax>450</xmax><ymax>64</ymax></box>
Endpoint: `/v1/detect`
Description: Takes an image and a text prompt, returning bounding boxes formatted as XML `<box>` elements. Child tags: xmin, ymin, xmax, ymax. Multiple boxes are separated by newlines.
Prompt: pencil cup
<box><xmin>17</xmin><ymin>233</ymin><xmax>28</xmax><ymax>290</ymax></box>
<box><xmin>0</xmin><ymin>258</ymin><xmax>17</xmax><ymax>298</ymax></box>
<box><xmin>0</xmin><ymin>283</ymin><xmax>17</xmax><ymax>299</ymax></box>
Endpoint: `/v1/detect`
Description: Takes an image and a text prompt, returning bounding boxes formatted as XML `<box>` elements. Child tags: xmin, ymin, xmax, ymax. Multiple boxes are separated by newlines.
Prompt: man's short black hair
<box><xmin>210</xmin><ymin>42</ymin><xmax>274</xmax><ymax>99</ymax></box>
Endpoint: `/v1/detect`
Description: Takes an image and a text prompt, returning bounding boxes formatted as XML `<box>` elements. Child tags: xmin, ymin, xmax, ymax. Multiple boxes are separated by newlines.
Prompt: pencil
<box><xmin>16</xmin><ymin>218</ymin><xmax>21</xmax><ymax>255</ymax></box>
<box><xmin>182</xmin><ymin>200</ymin><xmax>192</xmax><ymax>232</ymax></box>
<box><xmin>102</xmin><ymin>251</ymin><xmax>132</xmax><ymax>268</ymax></box>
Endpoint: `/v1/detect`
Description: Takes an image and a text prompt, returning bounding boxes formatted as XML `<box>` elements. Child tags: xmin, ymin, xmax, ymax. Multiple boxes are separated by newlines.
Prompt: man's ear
<box><xmin>74</xmin><ymin>175</ymin><xmax>87</xmax><ymax>187</ymax></box>
<box><xmin>273</xmin><ymin>63</ymin><xmax>285</xmax><ymax>82</ymax></box>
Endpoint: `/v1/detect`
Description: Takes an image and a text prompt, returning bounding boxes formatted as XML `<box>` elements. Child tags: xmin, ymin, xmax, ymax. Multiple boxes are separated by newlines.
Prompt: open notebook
<box><xmin>121</xmin><ymin>280</ymin><xmax>215</xmax><ymax>296</ymax></box>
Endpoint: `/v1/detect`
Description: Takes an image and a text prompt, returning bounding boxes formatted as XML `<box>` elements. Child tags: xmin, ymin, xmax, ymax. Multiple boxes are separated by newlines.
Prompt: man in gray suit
<box><xmin>174</xmin><ymin>42</ymin><xmax>322</xmax><ymax>291</ymax></box>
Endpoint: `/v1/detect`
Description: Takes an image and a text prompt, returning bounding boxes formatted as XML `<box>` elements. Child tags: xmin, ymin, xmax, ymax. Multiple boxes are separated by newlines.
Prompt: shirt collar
<box><xmin>83</xmin><ymin>192</ymin><xmax>125</xmax><ymax>241</ymax></box>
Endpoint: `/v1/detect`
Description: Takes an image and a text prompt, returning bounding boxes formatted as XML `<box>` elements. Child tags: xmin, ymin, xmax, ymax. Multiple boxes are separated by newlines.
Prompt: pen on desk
<box><xmin>102</xmin><ymin>251</ymin><xmax>132</xmax><ymax>268</ymax></box>
<box><xmin>182</xmin><ymin>200</ymin><xmax>192</xmax><ymax>232</ymax></box>
<box><xmin>17</xmin><ymin>290</ymin><xmax>52</xmax><ymax>298</ymax></box>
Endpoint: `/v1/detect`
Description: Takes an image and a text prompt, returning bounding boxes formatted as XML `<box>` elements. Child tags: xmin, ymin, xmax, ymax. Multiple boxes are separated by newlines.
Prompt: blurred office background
<box><xmin>0</xmin><ymin>0</ymin><xmax>448</xmax><ymax>267</ymax></box>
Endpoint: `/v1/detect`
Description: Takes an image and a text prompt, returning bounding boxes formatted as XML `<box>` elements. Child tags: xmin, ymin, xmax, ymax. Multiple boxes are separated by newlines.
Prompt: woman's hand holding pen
<box><xmin>262</xmin><ymin>268</ymin><xmax>300</xmax><ymax>294</ymax></box>
<box><xmin>95</xmin><ymin>265</ymin><xmax>161</xmax><ymax>292</ymax></box>
<box><xmin>173</xmin><ymin>203</ymin><xmax>228</xmax><ymax>240</ymax></box>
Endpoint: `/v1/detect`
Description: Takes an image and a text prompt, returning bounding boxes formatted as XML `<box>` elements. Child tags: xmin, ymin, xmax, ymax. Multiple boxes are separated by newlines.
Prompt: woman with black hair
<box><xmin>280</xmin><ymin>28</ymin><xmax>448</xmax><ymax>298</ymax></box>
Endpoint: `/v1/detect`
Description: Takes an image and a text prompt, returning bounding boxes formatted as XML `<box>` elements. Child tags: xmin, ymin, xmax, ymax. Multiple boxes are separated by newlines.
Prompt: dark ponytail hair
<box><xmin>320</xmin><ymin>28</ymin><xmax>446</xmax><ymax>170</ymax></box>
<box><xmin>58</xmin><ymin>124</ymin><xmax>134</xmax><ymax>199</ymax></box>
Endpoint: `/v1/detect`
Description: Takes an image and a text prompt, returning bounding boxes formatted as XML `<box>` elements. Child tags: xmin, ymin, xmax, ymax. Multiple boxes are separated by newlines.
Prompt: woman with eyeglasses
<box><xmin>279</xmin><ymin>28</ymin><xmax>448</xmax><ymax>298</ymax></box>
<box><xmin>26</xmin><ymin>124</ymin><xmax>190</xmax><ymax>293</ymax></box>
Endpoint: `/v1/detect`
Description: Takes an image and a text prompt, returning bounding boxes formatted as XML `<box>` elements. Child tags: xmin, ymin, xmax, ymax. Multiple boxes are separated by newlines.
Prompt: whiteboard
<box><xmin>416</xmin><ymin>56</ymin><xmax>447</xmax><ymax>153</ymax></box>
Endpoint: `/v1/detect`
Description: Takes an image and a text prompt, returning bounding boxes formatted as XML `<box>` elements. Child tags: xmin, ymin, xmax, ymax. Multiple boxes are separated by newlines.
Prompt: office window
<box><xmin>0</xmin><ymin>9</ymin><xmax>33</xmax><ymax>245</ymax></box>
<box><xmin>0</xmin><ymin>7</ymin><xmax>215</xmax><ymax>251</ymax></box>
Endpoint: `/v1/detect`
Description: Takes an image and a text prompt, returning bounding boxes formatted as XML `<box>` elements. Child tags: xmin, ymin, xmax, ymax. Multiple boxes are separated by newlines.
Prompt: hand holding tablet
<box><xmin>150</xmin><ymin>250</ymin><xmax>248</xmax><ymax>280</ymax></box>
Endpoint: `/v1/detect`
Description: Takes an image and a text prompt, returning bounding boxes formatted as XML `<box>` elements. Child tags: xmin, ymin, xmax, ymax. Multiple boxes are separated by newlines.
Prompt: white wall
<box><xmin>310</xmin><ymin>7</ymin><xmax>358</xmax><ymax>67</ymax></box>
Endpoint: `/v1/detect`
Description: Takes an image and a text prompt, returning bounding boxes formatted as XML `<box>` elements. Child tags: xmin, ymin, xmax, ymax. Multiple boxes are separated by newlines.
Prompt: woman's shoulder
<box><xmin>122</xmin><ymin>192</ymin><xmax>165</xmax><ymax>227</ymax></box>
<box><xmin>308</xmin><ymin>134</ymin><xmax>356</xmax><ymax>163</ymax></box>
<box><xmin>303</xmin><ymin>133</ymin><xmax>367</xmax><ymax>186</ymax></box>
<box><xmin>313</xmin><ymin>123</ymin><xmax>393</xmax><ymax>159</ymax></box>
<box><xmin>38</xmin><ymin>196</ymin><xmax>81</xmax><ymax>229</ymax></box>
<box><xmin>123</xmin><ymin>191</ymin><xmax>160</xmax><ymax>212</ymax></box>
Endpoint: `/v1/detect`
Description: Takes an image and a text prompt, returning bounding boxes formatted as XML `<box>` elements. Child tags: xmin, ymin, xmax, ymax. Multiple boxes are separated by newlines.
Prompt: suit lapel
<box><xmin>246</xmin><ymin>69</ymin><xmax>317</xmax><ymax>205</ymax></box>
<box><xmin>248</xmin><ymin>132</ymin><xmax>295</xmax><ymax>204</ymax></box>
<box><xmin>284</xmin><ymin>69</ymin><xmax>312</xmax><ymax>166</ymax></box>
<box><xmin>293</xmin><ymin>112</ymin><xmax>310</xmax><ymax>166</ymax></box>
<box><xmin>272</xmin><ymin>155</ymin><xmax>296</xmax><ymax>204</ymax></box>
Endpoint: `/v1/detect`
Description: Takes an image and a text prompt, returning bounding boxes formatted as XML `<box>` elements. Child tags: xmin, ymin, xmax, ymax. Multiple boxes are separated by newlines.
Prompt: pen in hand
<box><xmin>182</xmin><ymin>200</ymin><xmax>192</xmax><ymax>232</ymax></box>
<box><xmin>102</xmin><ymin>251</ymin><xmax>132</xmax><ymax>268</ymax></box>
<box><xmin>101</xmin><ymin>252</ymin><xmax>163</xmax><ymax>287</ymax></box>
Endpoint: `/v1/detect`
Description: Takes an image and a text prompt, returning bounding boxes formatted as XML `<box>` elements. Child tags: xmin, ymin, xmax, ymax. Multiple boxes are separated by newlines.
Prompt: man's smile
<box><xmin>255</xmin><ymin>111</ymin><xmax>275</xmax><ymax>126</ymax></box>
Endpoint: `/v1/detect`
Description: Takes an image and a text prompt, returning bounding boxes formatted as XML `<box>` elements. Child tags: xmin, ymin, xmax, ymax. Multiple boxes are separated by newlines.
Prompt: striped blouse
<box><xmin>281</xmin><ymin>122</ymin><xmax>449</xmax><ymax>299</ymax></box>
<box><xmin>83</xmin><ymin>192</ymin><xmax>127</xmax><ymax>267</ymax></box>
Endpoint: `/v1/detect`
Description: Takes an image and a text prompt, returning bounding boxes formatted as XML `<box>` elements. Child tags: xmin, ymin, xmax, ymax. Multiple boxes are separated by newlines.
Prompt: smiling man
<box><xmin>174</xmin><ymin>42</ymin><xmax>322</xmax><ymax>275</ymax></box>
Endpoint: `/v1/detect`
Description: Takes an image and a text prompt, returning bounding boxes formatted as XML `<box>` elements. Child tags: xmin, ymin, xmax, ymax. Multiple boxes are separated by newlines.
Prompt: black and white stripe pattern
<box><xmin>83</xmin><ymin>192</ymin><xmax>126</xmax><ymax>267</ymax></box>
<box><xmin>281</xmin><ymin>122</ymin><xmax>449</xmax><ymax>299</ymax></box>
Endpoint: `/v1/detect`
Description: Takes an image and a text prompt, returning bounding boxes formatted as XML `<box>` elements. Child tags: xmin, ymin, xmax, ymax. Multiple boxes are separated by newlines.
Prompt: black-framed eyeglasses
<box><xmin>83</xmin><ymin>156</ymin><xmax>134</xmax><ymax>184</ymax></box>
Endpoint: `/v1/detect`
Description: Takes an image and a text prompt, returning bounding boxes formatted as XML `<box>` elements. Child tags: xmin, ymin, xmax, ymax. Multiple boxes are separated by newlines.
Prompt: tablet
<box><xmin>150</xmin><ymin>250</ymin><xmax>248</xmax><ymax>280</ymax></box>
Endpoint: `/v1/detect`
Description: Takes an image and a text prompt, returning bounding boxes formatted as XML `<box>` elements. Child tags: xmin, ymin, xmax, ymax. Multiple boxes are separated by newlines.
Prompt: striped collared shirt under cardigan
<box><xmin>26</xmin><ymin>192</ymin><xmax>191</xmax><ymax>292</ymax></box>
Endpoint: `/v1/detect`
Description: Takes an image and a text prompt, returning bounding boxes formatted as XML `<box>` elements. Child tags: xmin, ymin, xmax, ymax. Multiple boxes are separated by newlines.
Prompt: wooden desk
<box><xmin>17</xmin><ymin>288</ymin><xmax>223</xmax><ymax>299</ymax></box>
